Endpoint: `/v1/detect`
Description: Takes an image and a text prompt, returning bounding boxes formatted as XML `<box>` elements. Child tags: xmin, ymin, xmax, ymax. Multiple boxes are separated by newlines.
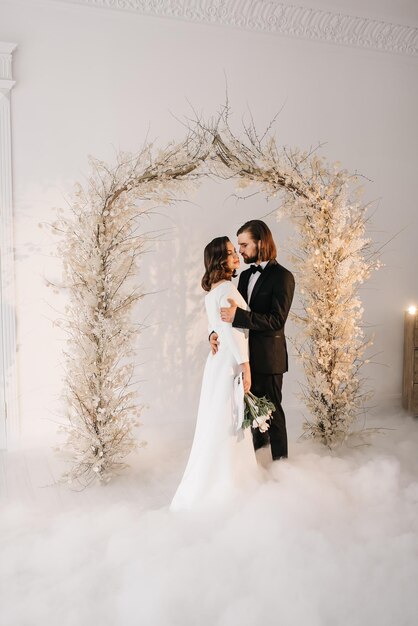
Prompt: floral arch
<box><xmin>51</xmin><ymin>116</ymin><xmax>379</xmax><ymax>487</ymax></box>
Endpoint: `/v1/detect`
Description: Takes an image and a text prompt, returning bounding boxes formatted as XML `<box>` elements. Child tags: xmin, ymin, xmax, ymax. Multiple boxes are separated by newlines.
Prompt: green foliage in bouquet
<box><xmin>243</xmin><ymin>392</ymin><xmax>275</xmax><ymax>432</ymax></box>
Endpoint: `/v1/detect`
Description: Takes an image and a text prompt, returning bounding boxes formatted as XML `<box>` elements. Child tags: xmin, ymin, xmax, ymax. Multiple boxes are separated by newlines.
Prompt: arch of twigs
<box><xmin>51</xmin><ymin>113</ymin><xmax>379</xmax><ymax>487</ymax></box>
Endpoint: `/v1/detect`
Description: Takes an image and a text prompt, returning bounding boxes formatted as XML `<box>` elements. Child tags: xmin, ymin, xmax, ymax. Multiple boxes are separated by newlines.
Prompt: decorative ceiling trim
<box><xmin>57</xmin><ymin>0</ymin><xmax>418</xmax><ymax>56</ymax></box>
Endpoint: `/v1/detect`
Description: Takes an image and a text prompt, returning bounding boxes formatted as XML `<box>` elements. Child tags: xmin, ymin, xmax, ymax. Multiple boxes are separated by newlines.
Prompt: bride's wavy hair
<box><xmin>201</xmin><ymin>236</ymin><xmax>237</xmax><ymax>292</ymax></box>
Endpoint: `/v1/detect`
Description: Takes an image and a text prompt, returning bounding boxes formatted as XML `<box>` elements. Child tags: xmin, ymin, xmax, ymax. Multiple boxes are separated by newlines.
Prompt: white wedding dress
<box><xmin>170</xmin><ymin>281</ymin><xmax>259</xmax><ymax>511</ymax></box>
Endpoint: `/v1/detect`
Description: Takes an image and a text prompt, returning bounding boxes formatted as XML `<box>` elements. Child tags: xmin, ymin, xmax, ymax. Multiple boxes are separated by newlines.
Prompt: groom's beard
<box><xmin>242</xmin><ymin>253</ymin><xmax>259</xmax><ymax>264</ymax></box>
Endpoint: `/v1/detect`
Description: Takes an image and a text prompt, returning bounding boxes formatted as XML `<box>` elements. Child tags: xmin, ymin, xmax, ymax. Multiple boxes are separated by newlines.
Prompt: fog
<box><xmin>1</xmin><ymin>412</ymin><xmax>417</xmax><ymax>626</ymax></box>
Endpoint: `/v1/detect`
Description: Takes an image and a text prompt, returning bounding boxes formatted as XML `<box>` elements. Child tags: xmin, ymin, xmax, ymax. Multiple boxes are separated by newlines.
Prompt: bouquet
<box><xmin>242</xmin><ymin>391</ymin><xmax>275</xmax><ymax>433</ymax></box>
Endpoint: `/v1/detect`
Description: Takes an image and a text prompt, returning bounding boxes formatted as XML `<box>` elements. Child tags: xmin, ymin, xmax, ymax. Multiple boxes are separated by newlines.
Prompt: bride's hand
<box><xmin>241</xmin><ymin>362</ymin><xmax>251</xmax><ymax>394</ymax></box>
<box><xmin>209</xmin><ymin>331</ymin><xmax>219</xmax><ymax>355</ymax></box>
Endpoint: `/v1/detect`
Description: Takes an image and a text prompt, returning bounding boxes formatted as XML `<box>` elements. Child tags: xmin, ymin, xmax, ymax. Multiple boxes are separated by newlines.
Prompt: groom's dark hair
<box><xmin>237</xmin><ymin>220</ymin><xmax>277</xmax><ymax>261</ymax></box>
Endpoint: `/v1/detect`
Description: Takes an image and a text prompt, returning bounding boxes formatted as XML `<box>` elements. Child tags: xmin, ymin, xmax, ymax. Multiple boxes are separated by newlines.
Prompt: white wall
<box><xmin>1</xmin><ymin>0</ymin><xmax>417</xmax><ymax>447</ymax></box>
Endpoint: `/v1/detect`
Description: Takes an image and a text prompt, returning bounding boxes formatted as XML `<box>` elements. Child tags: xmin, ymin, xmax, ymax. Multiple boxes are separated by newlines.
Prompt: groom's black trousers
<box><xmin>250</xmin><ymin>373</ymin><xmax>288</xmax><ymax>460</ymax></box>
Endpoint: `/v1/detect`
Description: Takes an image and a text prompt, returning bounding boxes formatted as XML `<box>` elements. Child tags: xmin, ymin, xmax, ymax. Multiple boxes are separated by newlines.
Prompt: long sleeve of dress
<box><xmin>218</xmin><ymin>289</ymin><xmax>249</xmax><ymax>365</ymax></box>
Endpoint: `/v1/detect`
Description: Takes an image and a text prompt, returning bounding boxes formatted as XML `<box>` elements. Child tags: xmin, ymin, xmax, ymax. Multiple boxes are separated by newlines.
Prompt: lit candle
<box><xmin>407</xmin><ymin>305</ymin><xmax>417</xmax><ymax>315</ymax></box>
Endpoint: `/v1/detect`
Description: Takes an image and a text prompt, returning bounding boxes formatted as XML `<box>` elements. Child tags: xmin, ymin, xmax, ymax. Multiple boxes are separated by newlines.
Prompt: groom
<box><xmin>212</xmin><ymin>220</ymin><xmax>295</xmax><ymax>460</ymax></box>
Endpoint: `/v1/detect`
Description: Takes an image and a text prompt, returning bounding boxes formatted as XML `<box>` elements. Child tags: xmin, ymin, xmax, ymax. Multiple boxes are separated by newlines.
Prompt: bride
<box><xmin>170</xmin><ymin>236</ymin><xmax>259</xmax><ymax>511</ymax></box>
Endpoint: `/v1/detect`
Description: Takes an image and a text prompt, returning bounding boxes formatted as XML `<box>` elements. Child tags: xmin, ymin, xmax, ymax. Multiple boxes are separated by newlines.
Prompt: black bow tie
<box><xmin>250</xmin><ymin>265</ymin><xmax>263</xmax><ymax>274</ymax></box>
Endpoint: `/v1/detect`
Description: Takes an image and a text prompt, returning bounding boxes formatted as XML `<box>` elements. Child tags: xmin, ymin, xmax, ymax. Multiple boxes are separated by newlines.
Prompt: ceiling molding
<box><xmin>56</xmin><ymin>0</ymin><xmax>418</xmax><ymax>56</ymax></box>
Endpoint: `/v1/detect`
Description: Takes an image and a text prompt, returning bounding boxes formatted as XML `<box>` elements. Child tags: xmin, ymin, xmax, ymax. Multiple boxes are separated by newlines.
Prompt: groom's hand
<box><xmin>220</xmin><ymin>298</ymin><xmax>237</xmax><ymax>323</ymax></box>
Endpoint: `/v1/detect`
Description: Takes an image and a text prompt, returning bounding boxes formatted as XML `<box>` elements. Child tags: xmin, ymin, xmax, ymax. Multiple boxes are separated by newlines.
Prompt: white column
<box><xmin>0</xmin><ymin>42</ymin><xmax>18</xmax><ymax>449</ymax></box>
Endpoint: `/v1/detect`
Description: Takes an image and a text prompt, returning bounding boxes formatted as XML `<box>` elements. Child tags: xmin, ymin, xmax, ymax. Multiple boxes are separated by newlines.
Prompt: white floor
<box><xmin>1</xmin><ymin>412</ymin><xmax>418</xmax><ymax>626</ymax></box>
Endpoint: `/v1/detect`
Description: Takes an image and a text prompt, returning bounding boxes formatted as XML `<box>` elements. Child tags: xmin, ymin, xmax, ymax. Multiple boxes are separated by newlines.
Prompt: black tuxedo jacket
<box><xmin>233</xmin><ymin>260</ymin><xmax>295</xmax><ymax>374</ymax></box>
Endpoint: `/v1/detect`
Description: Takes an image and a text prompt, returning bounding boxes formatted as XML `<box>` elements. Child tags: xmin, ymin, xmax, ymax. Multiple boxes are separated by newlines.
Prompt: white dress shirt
<box><xmin>247</xmin><ymin>261</ymin><xmax>269</xmax><ymax>302</ymax></box>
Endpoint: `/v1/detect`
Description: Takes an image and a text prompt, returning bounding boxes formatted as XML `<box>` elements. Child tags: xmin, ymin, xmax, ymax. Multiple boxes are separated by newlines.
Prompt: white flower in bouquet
<box><xmin>242</xmin><ymin>392</ymin><xmax>275</xmax><ymax>433</ymax></box>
